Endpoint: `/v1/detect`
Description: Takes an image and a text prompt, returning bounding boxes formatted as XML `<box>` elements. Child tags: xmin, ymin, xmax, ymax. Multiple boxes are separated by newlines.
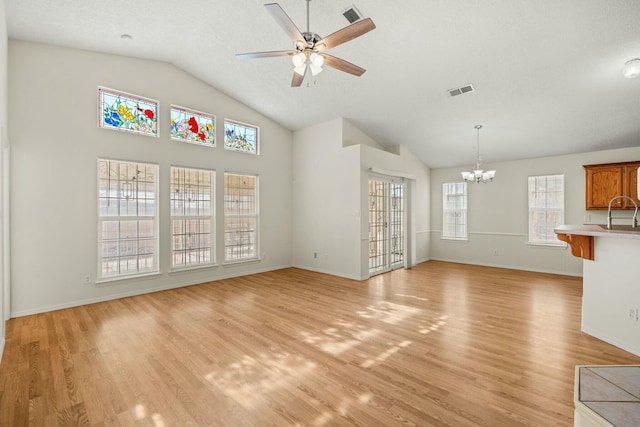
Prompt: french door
<box><xmin>368</xmin><ymin>178</ymin><xmax>405</xmax><ymax>275</ymax></box>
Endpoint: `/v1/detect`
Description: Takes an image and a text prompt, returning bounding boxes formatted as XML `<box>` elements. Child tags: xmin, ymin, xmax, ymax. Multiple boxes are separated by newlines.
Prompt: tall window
<box><xmin>224</xmin><ymin>173</ymin><xmax>259</xmax><ymax>262</ymax></box>
<box><xmin>442</xmin><ymin>182</ymin><xmax>468</xmax><ymax>240</ymax></box>
<box><xmin>98</xmin><ymin>159</ymin><xmax>158</xmax><ymax>279</ymax></box>
<box><xmin>170</xmin><ymin>167</ymin><xmax>215</xmax><ymax>269</ymax></box>
<box><xmin>528</xmin><ymin>174</ymin><xmax>565</xmax><ymax>245</ymax></box>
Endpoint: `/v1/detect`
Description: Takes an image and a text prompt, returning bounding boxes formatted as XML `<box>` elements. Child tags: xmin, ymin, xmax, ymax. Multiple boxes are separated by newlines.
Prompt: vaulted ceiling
<box><xmin>6</xmin><ymin>0</ymin><xmax>640</xmax><ymax>167</ymax></box>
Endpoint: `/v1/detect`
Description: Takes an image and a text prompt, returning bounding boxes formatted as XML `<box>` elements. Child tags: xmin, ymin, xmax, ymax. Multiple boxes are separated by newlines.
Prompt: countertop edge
<box><xmin>555</xmin><ymin>225</ymin><xmax>640</xmax><ymax>240</ymax></box>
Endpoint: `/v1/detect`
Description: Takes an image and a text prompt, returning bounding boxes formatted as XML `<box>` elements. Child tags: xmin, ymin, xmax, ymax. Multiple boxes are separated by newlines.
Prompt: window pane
<box><xmin>224</xmin><ymin>173</ymin><xmax>259</xmax><ymax>261</ymax></box>
<box><xmin>98</xmin><ymin>87</ymin><xmax>158</xmax><ymax>137</ymax></box>
<box><xmin>170</xmin><ymin>166</ymin><xmax>215</xmax><ymax>269</ymax></box>
<box><xmin>442</xmin><ymin>182</ymin><xmax>468</xmax><ymax>239</ymax></box>
<box><xmin>98</xmin><ymin>159</ymin><xmax>158</xmax><ymax>279</ymax></box>
<box><xmin>170</xmin><ymin>105</ymin><xmax>215</xmax><ymax>147</ymax></box>
<box><xmin>224</xmin><ymin>120</ymin><xmax>259</xmax><ymax>154</ymax></box>
<box><xmin>528</xmin><ymin>175</ymin><xmax>564</xmax><ymax>244</ymax></box>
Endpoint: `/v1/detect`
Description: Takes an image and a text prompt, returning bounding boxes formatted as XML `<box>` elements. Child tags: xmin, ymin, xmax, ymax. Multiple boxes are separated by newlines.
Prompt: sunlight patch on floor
<box><xmin>419</xmin><ymin>315</ymin><xmax>448</xmax><ymax>334</ymax></box>
<box><xmin>299</xmin><ymin>319</ymin><xmax>382</xmax><ymax>356</ymax></box>
<box><xmin>395</xmin><ymin>293</ymin><xmax>429</xmax><ymax>301</ymax></box>
<box><xmin>313</xmin><ymin>411</ymin><xmax>333</xmax><ymax>426</ymax></box>
<box><xmin>131</xmin><ymin>403</ymin><xmax>165</xmax><ymax>426</ymax></box>
<box><xmin>360</xmin><ymin>340</ymin><xmax>412</xmax><ymax>368</ymax></box>
<box><xmin>204</xmin><ymin>350</ymin><xmax>316</xmax><ymax>408</ymax></box>
<box><xmin>356</xmin><ymin>301</ymin><xmax>422</xmax><ymax>325</ymax></box>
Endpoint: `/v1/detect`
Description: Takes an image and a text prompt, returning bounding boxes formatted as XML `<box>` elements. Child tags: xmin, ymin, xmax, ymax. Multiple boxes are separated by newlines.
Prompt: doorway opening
<box><xmin>368</xmin><ymin>179</ymin><xmax>405</xmax><ymax>275</ymax></box>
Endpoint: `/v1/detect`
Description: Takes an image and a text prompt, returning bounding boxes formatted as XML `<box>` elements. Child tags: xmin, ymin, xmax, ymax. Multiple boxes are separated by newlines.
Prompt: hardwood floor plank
<box><xmin>2</xmin><ymin>261</ymin><xmax>640</xmax><ymax>426</ymax></box>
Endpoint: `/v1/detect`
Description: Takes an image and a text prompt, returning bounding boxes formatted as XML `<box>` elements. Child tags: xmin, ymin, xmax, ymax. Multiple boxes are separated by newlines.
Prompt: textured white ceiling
<box><xmin>6</xmin><ymin>0</ymin><xmax>640</xmax><ymax>168</ymax></box>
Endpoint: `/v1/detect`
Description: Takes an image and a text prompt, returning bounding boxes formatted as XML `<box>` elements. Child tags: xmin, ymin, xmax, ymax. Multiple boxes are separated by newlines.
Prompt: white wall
<box><xmin>0</xmin><ymin>0</ymin><xmax>8</xmax><ymax>361</ymax></box>
<box><xmin>430</xmin><ymin>146</ymin><xmax>640</xmax><ymax>276</ymax></box>
<box><xmin>582</xmin><ymin>236</ymin><xmax>640</xmax><ymax>356</ymax></box>
<box><xmin>9</xmin><ymin>40</ymin><xmax>293</xmax><ymax>316</ymax></box>
<box><xmin>292</xmin><ymin>118</ymin><xmax>362</xmax><ymax>279</ymax></box>
<box><xmin>292</xmin><ymin>118</ymin><xmax>431</xmax><ymax>280</ymax></box>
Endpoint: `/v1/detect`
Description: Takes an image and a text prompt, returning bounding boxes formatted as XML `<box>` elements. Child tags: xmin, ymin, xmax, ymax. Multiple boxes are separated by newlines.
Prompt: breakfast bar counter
<box><xmin>554</xmin><ymin>225</ymin><xmax>640</xmax><ymax>358</ymax></box>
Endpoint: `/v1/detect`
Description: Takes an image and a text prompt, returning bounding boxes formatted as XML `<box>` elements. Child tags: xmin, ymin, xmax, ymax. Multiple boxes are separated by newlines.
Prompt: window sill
<box><xmin>441</xmin><ymin>237</ymin><xmax>469</xmax><ymax>242</ymax></box>
<box><xmin>96</xmin><ymin>271</ymin><xmax>162</xmax><ymax>286</ymax></box>
<box><xmin>169</xmin><ymin>263</ymin><xmax>218</xmax><ymax>274</ymax></box>
<box><xmin>222</xmin><ymin>257</ymin><xmax>262</xmax><ymax>267</ymax></box>
<box><xmin>526</xmin><ymin>241</ymin><xmax>567</xmax><ymax>248</ymax></box>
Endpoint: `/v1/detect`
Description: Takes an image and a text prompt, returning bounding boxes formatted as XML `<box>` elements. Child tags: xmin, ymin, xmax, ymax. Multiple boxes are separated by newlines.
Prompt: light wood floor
<box><xmin>1</xmin><ymin>261</ymin><xmax>639</xmax><ymax>426</ymax></box>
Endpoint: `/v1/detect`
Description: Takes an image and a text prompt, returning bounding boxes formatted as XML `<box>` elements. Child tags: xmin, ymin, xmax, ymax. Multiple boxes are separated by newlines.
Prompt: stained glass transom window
<box><xmin>224</xmin><ymin>119</ymin><xmax>259</xmax><ymax>154</ymax></box>
<box><xmin>170</xmin><ymin>105</ymin><xmax>215</xmax><ymax>147</ymax></box>
<box><xmin>98</xmin><ymin>87</ymin><xmax>158</xmax><ymax>137</ymax></box>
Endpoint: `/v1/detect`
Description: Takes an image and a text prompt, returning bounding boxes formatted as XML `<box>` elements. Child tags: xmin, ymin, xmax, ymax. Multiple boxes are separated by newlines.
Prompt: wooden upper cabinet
<box><xmin>584</xmin><ymin>161</ymin><xmax>640</xmax><ymax>210</ymax></box>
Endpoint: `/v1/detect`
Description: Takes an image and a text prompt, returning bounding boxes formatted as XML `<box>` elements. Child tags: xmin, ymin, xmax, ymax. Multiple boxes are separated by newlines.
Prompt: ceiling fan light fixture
<box><xmin>310</xmin><ymin>52</ymin><xmax>324</xmax><ymax>67</ymax></box>
<box><xmin>293</xmin><ymin>64</ymin><xmax>307</xmax><ymax>76</ymax></box>
<box><xmin>622</xmin><ymin>58</ymin><xmax>640</xmax><ymax>79</ymax></box>
<box><xmin>292</xmin><ymin>52</ymin><xmax>306</xmax><ymax>67</ymax></box>
<box><xmin>309</xmin><ymin>62</ymin><xmax>323</xmax><ymax>76</ymax></box>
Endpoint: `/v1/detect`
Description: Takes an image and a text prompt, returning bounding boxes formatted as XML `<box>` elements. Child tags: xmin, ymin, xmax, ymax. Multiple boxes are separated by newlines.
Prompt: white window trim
<box><xmin>223</xmin><ymin>118</ymin><xmax>260</xmax><ymax>155</ymax></box>
<box><xmin>223</xmin><ymin>172</ymin><xmax>260</xmax><ymax>264</ymax></box>
<box><xmin>527</xmin><ymin>174</ymin><xmax>566</xmax><ymax>247</ymax></box>
<box><xmin>97</xmin><ymin>159</ymin><xmax>160</xmax><ymax>283</ymax></box>
<box><xmin>442</xmin><ymin>181</ymin><xmax>468</xmax><ymax>241</ymax></box>
<box><xmin>170</xmin><ymin>166</ymin><xmax>216</xmax><ymax>271</ymax></box>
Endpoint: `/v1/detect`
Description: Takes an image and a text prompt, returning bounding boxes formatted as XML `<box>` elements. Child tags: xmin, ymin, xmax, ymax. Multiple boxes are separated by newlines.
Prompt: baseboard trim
<box><xmin>290</xmin><ymin>264</ymin><xmax>364</xmax><ymax>281</ymax></box>
<box><xmin>427</xmin><ymin>257</ymin><xmax>582</xmax><ymax>277</ymax></box>
<box><xmin>10</xmin><ymin>264</ymin><xmax>292</xmax><ymax>318</ymax></box>
<box><xmin>0</xmin><ymin>336</ymin><xmax>5</xmax><ymax>364</ymax></box>
<box><xmin>581</xmin><ymin>325</ymin><xmax>640</xmax><ymax>358</ymax></box>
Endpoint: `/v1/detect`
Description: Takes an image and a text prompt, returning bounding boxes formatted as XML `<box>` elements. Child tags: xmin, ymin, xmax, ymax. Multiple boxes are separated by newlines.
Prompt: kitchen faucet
<box><xmin>607</xmin><ymin>195</ymin><xmax>638</xmax><ymax>229</ymax></box>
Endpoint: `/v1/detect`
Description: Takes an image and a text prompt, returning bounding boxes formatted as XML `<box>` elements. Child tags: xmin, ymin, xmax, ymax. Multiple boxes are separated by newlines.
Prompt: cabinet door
<box><xmin>585</xmin><ymin>166</ymin><xmax>624</xmax><ymax>209</ymax></box>
<box><xmin>623</xmin><ymin>164</ymin><xmax>640</xmax><ymax>208</ymax></box>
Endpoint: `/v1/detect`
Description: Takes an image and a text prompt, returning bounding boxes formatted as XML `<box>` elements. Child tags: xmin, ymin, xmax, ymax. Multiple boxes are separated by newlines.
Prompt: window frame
<box><xmin>170</xmin><ymin>166</ymin><xmax>216</xmax><ymax>270</ymax></box>
<box><xmin>170</xmin><ymin>105</ymin><xmax>216</xmax><ymax>147</ymax></box>
<box><xmin>223</xmin><ymin>172</ymin><xmax>260</xmax><ymax>263</ymax></box>
<box><xmin>97</xmin><ymin>158</ymin><xmax>160</xmax><ymax>282</ymax></box>
<box><xmin>442</xmin><ymin>182</ymin><xmax>468</xmax><ymax>241</ymax></box>
<box><xmin>527</xmin><ymin>174</ymin><xmax>566</xmax><ymax>247</ymax></box>
<box><xmin>223</xmin><ymin>118</ymin><xmax>259</xmax><ymax>155</ymax></box>
<box><xmin>98</xmin><ymin>87</ymin><xmax>159</xmax><ymax>138</ymax></box>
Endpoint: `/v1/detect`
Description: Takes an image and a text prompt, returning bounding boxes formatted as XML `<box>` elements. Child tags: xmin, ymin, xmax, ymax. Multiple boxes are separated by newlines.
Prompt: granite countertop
<box><xmin>578</xmin><ymin>366</ymin><xmax>640</xmax><ymax>426</ymax></box>
<box><xmin>555</xmin><ymin>224</ymin><xmax>640</xmax><ymax>240</ymax></box>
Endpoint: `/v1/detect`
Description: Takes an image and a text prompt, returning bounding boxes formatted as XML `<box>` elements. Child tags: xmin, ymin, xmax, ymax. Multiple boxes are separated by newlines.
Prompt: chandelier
<box><xmin>461</xmin><ymin>125</ymin><xmax>496</xmax><ymax>183</ymax></box>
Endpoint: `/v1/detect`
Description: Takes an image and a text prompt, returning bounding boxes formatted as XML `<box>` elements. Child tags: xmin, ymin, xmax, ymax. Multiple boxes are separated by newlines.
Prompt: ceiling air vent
<box><xmin>448</xmin><ymin>84</ymin><xmax>475</xmax><ymax>97</ymax></box>
<box><xmin>343</xmin><ymin>6</ymin><xmax>363</xmax><ymax>23</ymax></box>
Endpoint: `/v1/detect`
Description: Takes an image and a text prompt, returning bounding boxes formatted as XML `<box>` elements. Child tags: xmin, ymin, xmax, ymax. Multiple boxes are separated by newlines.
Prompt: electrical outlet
<box><xmin>493</xmin><ymin>249</ymin><xmax>499</xmax><ymax>256</ymax></box>
<box><xmin>83</xmin><ymin>275</ymin><xmax>91</xmax><ymax>284</ymax></box>
<box><xmin>629</xmin><ymin>307</ymin><xmax>636</xmax><ymax>320</ymax></box>
<box><xmin>314</xmin><ymin>252</ymin><xmax>318</xmax><ymax>259</ymax></box>
<box><xmin>583</xmin><ymin>213</ymin><xmax>591</xmax><ymax>223</ymax></box>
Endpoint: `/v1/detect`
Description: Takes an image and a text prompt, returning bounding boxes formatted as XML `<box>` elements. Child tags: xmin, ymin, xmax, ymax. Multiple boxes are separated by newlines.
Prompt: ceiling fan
<box><xmin>236</xmin><ymin>0</ymin><xmax>376</xmax><ymax>87</ymax></box>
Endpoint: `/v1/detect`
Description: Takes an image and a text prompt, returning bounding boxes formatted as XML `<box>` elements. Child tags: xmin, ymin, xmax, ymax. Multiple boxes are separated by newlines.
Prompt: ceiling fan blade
<box><xmin>236</xmin><ymin>50</ymin><xmax>296</xmax><ymax>60</ymax></box>
<box><xmin>291</xmin><ymin>70</ymin><xmax>305</xmax><ymax>87</ymax></box>
<box><xmin>321</xmin><ymin>54</ymin><xmax>366</xmax><ymax>76</ymax></box>
<box><xmin>314</xmin><ymin>18</ymin><xmax>376</xmax><ymax>51</ymax></box>
<box><xmin>264</xmin><ymin>3</ymin><xmax>305</xmax><ymax>45</ymax></box>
